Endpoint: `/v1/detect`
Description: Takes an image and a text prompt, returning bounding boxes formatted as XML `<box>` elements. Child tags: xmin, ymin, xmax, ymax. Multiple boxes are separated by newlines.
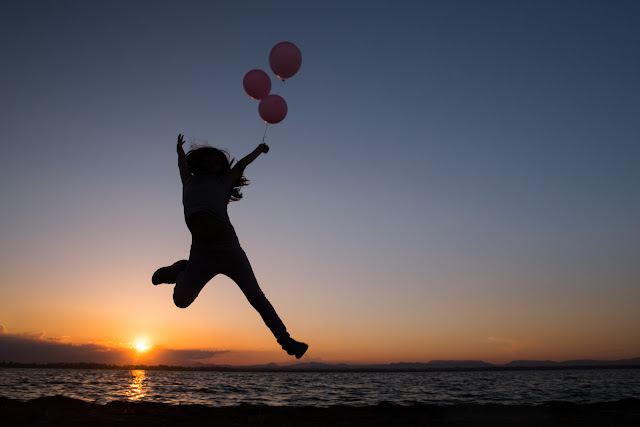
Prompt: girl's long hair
<box><xmin>186</xmin><ymin>146</ymin><xmax>248</xmax><ymax>202</ymax></box>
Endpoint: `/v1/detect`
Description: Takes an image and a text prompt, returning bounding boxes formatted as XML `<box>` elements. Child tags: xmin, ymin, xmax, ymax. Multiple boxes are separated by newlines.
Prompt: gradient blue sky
<box><xmin>1</xmin><ymin>0</ymin><xmax>639</xmax><ymax>365</ymax></box>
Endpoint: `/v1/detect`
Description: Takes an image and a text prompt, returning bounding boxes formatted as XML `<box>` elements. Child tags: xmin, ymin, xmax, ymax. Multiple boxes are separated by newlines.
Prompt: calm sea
<box><xmin>1</xmin><ymin>368</ymin><xmax>638</xmax><ymax>407</ymax></box>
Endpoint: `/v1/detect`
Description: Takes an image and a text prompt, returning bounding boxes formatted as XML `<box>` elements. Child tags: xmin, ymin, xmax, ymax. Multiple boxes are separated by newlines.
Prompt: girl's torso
<box><xmin>187</xmin><ymin>212</ymin><xmax>238</xmax><ymax>244</ymax></box>
<box><xmin>183</xmin><ymin>174</ymin><xmax>239</xmax><ymax>245</ymax></box>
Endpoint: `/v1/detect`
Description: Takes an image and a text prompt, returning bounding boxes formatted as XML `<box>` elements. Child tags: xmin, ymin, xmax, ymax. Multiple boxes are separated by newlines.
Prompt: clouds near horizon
<box><xmin>0</xmin><ymin>329</ymin><xmax>227</xmax><ymax>366</ymax></box>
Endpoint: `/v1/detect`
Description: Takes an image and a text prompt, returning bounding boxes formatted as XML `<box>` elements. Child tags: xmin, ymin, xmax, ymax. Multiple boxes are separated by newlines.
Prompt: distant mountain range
<box><xmin>190</xmin><ymin>358</ymin><xmax>640</xmax><ymax>372</ymax></box>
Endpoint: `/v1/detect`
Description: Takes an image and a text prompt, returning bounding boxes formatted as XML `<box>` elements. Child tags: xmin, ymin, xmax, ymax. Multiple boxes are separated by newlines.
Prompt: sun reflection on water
<box><xmin>125</xmin><ymin>370</ymin><xmax>146</xmax><ymax>401</ymax></box>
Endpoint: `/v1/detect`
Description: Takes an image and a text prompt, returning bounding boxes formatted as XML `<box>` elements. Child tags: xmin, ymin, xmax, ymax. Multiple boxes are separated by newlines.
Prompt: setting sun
<box><xmin>135</xmin><ymin>341</ymin><xmax>149</xmax><ymax>352</ymax></box>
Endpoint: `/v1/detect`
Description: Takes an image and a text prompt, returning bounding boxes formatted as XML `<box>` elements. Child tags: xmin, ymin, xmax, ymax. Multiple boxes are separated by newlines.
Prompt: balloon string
<box><xmin>275</xmin><ymin>79</ymin><xmax>284</xmax><ymax>94</ymax></box>
<box><xmin>262</xmin><ymin>80</ymin><xmax>284</xmax><ymax>142</ymax></box>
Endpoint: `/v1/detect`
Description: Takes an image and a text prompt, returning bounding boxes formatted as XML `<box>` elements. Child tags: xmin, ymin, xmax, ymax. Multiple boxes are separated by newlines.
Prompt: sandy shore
<box><xmin>2</xmin><ymin>396</ymin><xmax>639</xmax><ymax>426</ymax></box>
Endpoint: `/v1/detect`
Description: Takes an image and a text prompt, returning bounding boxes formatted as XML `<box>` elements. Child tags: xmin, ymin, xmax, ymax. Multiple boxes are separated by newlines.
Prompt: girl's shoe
<box><xmin>152</xmin><ymin>260</ymin><xmax>188</xmax><ymax>285</ymax></box>
<box><xmin>278</xmin><ymin>337</ymin><xmax>309</xmax><ymax>359</ymax></box>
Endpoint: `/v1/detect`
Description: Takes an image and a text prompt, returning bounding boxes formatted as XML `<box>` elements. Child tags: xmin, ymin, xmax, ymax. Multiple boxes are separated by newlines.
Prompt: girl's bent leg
<box><xmin>152</xmin><ymin>260</ymin><xmax>188</xmax><ymax>285</ymax></box>
<box><xmin>173</xmin><ymin>244</ymin><xmax>217</xmax><ymax>308</ymax></box>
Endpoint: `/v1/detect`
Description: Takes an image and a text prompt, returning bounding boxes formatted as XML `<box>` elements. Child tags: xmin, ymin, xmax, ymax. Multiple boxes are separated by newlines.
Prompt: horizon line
<box><xmin>2</xmin><ymin>357</ymin><xmax>639</xmax><ymax>372</ymax></box>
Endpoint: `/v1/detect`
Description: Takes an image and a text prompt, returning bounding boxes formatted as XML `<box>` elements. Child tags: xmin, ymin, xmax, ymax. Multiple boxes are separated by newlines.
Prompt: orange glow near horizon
<box><xmin>0</xmin><ymin>321</ymin><xmax>638</xmax><ymax>367</ymax></box>
<box><xmin>2</xmin><ymin>263</ymin><xmax>640</xmax><ymax>367</ymax></box>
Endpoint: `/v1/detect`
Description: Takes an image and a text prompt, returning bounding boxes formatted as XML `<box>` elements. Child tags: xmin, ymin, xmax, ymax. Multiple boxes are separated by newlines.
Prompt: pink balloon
<box><xmin>258</xmin><ymin>94</ymin><xmax>288</xmax><ymax>124</ymax></box>
<box><xmin>269</xmin><ymin>41</ymin><xmax>302</xmax><ymax>80</ymax></box>
<box><xmin>243</xmin><ymin>69</ymin><xmax>271</xmax><ymax>100</ymax></box>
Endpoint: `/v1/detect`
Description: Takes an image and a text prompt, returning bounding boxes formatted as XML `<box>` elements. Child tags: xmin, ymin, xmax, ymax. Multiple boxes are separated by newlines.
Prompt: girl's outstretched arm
<box><xmin>230</xmin><ymin>143</ymin><xmax>269</xmax><ymax>184</ymax></box>
<box><xmin>177</xmin><ymin>134</ymin><xmax>190</xmax><ymax>184</ymax></box>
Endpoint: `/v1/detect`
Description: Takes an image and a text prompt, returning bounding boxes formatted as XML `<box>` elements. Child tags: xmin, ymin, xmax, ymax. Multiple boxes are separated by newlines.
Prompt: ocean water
<box><xmin>1</xmin><ymin>368</ymin><xmax>638</xmax><ymax>407</ymax></box>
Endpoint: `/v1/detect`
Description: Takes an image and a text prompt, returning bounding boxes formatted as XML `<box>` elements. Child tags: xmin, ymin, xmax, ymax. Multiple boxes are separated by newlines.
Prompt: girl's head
<box><xmin>186</xmin><ymin>146</ymin><xmax>230</xmax><ymax>175</ymax></box>
<box><xmin>186</xmin><ymin>146</ymin><xmax>248</xmax><ymax>201</ymax></box>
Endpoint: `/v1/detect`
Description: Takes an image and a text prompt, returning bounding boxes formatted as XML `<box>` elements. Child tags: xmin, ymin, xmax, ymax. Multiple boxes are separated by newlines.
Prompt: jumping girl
<box><xmin>152</xmin><ymin>134</ymin><xmax>308</xmax><ymax>359</ymax></box>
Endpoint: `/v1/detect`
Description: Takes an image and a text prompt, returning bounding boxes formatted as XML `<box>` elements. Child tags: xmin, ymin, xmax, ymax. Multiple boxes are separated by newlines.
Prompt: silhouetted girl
<box><xmin>153</xmin><ymin>134</ymin><xmax>308</xmax><ymax>358</ymax></box>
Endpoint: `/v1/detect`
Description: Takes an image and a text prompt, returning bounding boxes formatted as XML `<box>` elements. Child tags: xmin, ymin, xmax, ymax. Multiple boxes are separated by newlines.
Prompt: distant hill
<box><xmin>234</xmin><ymin>358</ymin><xmax>640</xmax><ymax>372</ymax></box>
<box><xmin>504</xmin><ymin>358</ymin><xmax>640</xmax><ymax>368</ymax></box>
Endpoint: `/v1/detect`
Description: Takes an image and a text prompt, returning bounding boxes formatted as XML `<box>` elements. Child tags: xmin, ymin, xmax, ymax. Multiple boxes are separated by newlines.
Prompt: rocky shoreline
<box><xmin>2</xmin><ymin>396</ymin><xmax>640</xmax><ymax>426</ymax></box>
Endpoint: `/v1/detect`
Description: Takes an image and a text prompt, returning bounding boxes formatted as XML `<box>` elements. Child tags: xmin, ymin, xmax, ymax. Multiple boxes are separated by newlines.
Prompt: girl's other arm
<box><xmin>177</xmin><ymin>134</ymin><xmax>190</xmax><ymax>184</ymax></box>
<box><xmin>230</xmin><ymin>143</ymin><xmax>269</xmax><ymax>184</ymax></box>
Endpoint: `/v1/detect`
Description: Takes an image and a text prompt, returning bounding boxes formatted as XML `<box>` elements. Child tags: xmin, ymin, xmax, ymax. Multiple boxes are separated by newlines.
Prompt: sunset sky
<box><xmin>1</xmin><ymin>0</ymin><xmax>639</xmax><ymax>366</ymax></box>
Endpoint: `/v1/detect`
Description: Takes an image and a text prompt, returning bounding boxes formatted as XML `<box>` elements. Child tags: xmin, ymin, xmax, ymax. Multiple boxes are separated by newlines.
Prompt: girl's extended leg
<box><xmin>224</xmin><ymin>247</ymin><xmax>289</xmax><ymax>341</ymax></box>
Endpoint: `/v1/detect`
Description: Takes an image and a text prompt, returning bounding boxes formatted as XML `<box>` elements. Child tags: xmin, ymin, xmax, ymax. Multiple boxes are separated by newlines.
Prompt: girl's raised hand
<box><xmin>259</xmin><ymin>143</ymin><xmax>270</xmax><ymax>154</ymax></box>
<box><xmin>177</xmin><ymin>134</ymin><xmax>187</xmax><ymax>153</ymax></box>
<box><xmin>177</xmin><ymin>134</ymin><xmax>189</xmax><ymax>183</ymax></box>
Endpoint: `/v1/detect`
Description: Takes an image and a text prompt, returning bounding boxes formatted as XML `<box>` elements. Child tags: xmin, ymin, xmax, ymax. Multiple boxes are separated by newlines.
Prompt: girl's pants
<box><xmin>173</xmin><ymin>241</ymin><xmax>289</xmax><ymax>341</ymax></box>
